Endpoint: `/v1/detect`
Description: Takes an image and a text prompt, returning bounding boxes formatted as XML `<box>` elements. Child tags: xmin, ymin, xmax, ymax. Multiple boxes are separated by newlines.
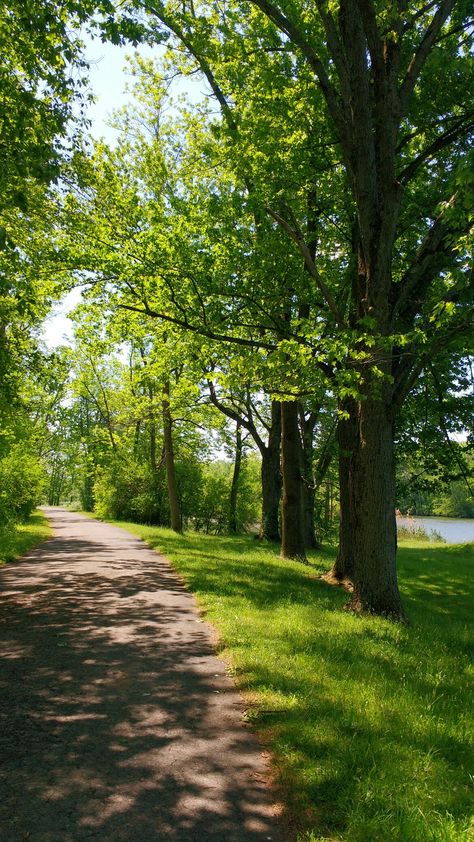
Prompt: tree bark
<box><xmin>280</xmin><ymin>401</ymin><xmax>306</xmax><ymax>561</ymax></box>
<box><xmin>331</xmin><ymin>403</ymin><xmax>357</xmax><ymax>582</ymax></box>
<box><xmin>299</xmin><ymin>406</ymin><xmax>321</xmax><ymax>550</ymax></box>
<box><xmin>162</xmin><ymin>380</ymin><xmax>182</xmax><ymax>534</ymax></box>
<box><xmin>228</xmin><ymin>421</ymin><xmax>242</xmax><ymax>533</ymax></box>
<box><xmin>259</xmin><ymin>400</ymin><xmax>282</xmax><ymax>541</ymax></box>
<box><xmin>348</xmin><ymin>395</ymin><xmax>403</xmax><ymax>619</ymax></box>
<box><xmin>302</xmin><ymin>479</ymin><xmax>319</xmax><ymax>549</ymax></box>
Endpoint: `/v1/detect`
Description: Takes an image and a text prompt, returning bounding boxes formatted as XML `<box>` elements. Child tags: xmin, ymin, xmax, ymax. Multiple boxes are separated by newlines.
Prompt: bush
<box><xmin>194</xmin><ymin>462</ymin><xmax>230</xmax><ymax>533</ymax></box>
<box><xmin>396</xmin><ymin>516</ymin><xmax>446</xmax><ymax>543</ymax></box>
<box><xmin>93</xmin><ymin>459</ymin><xmax>168</xmax><ymax>524</ymax></box>
<box><xmin>432</xmin><ymin>482</ymin><xmax>474</xmax><ymax>518</ymax></box>
<box><xmin>0</xmin><ymin>446</ymin><xmax>46</xmax><ymax>526</ymax></box>
<box><xmin>193</xmin><ymin>456</ymin><xmax>261</xmax><ymax>534</ymax></box>
<box><xmin>175</xmin><ymin>460</ymin><xmax>205</xmax><ymax>527</ymax></box>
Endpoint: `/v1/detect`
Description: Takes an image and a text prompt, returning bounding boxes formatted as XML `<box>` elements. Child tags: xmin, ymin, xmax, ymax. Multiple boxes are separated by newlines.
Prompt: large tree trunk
<box><xmin>162</xmin><ymin>380</ymin><xmax>182</xmax><ymax>534</ymax></box>
<box><xmin>331</xmin><ymin>403</ymin><xmax>356</xmax><ymax>582</ymax></box>
<box><xmin>260</xmin><ymin>400</ymin><xmax>282</xmax><ymax>541</ymax></box>
<box><xmin>280</xmin><ymin>401</ymin><xmax>306</xmax><ymax>561</ymax></box>
<box><xmin>348</xmin><ymin>396</ymin><xmax>403</xmax><ymax>619</ymax></box>
<box><xmin>228</xmin><ymin>421</ymin><xmax>242</xmax><ymax>533</ymax></box>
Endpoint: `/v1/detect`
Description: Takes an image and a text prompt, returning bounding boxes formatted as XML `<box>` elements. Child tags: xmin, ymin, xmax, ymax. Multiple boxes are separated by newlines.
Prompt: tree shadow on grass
<box><xmin>141</xmin><ymin>531</ymin><xmax>335</xmax><ymax>610</ymax></box>
<box><xmin>239</xmin><ymin>635</ymin><xmax>472</xmax><ymax>839</ymax></box>
<box><xmin>144</xmin><ymin>530</ymin><xmax>473</xmax><ymax>840</ymax></box>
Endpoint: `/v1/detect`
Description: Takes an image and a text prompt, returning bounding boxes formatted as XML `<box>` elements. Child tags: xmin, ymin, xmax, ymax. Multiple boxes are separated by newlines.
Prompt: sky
<box><xmin>82</xmin><ymin>36</ymin><xmax>160</xmax><ymax>144</ymax></box>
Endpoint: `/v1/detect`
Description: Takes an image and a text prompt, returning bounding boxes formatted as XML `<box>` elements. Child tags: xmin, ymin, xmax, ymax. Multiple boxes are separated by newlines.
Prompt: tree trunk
<box><xmin>299</xmin><ymin>407</ymin><xmax>321</xmax><ymax>550</ymax></box>
<box><xmin>331</xmin><ymin>404</ymin><xmax>356</xmax><ymax>582</ymax></box>
<box><xmin>162</xmin><ymin>380</ymin><xmax>182</xmax><ymax>534</ymax></box>
<box><xmin>148</xmin><ymin>386</ymin><xmax>158</xmax><ymax>474</ymax></box>
<box><xmin>302</xmin><ymin>482</ymin><xmax>319</xmax><ymax>549</ymax></box>
<box><xmin>280</xmin><ymin>401</ymin><xmax>306</xmax><ymax>561</ymax></box>
<box><xmin>259</xmin><ymin>400</ymin><xmax>282</xmax><ymax>541</ymax></box>
<box><xmin>228</xmin><ymin>421</ymin><xmax>242</xmax><ymax>533</ymax></box>
<box><xmin>81</xmin><ymin>473</ymin><xmax>94</xmax><ymax>512</ymax></box>
<box><xmin>348</xmin><ymin>397</ymin><xmax>403</xmax><ymax>619</ymax></box>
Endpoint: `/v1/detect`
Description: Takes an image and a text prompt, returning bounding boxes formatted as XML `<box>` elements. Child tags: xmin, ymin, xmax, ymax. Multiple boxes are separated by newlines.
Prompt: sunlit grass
<box><xmin>101</xmin><ymin>519</ymin><xmax>474</xmax><ymax>841</ymax></box>
<box><xmin>0</xmin><ymin>510</ymin><xmax>52</xmax><ymax>565</ymax></box>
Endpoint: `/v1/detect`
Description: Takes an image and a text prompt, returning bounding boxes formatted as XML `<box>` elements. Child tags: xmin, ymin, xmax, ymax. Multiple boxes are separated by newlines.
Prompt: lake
<box><xmin>396</xmin><ymin>515</ymin><xmax>474</xmax><ymax>544</ymax></box>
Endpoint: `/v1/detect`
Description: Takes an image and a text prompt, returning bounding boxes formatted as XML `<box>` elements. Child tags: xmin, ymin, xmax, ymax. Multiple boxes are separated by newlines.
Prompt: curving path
<box><xmin>0</xmin><ymin>508</ymin><xmax>281</xmax><ymax>842</ymax></box>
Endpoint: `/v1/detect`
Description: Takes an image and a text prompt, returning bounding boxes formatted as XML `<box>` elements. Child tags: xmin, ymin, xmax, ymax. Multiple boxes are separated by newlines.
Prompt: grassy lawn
<box><xmin>101</xmin><ymin>519</ymin><xmax>473</xmax><ymax>841</ymax></box>
<box><xmin>0</xmin><ymin>510</ymin><xmax>52</xmax><ymax>565</ymax></box>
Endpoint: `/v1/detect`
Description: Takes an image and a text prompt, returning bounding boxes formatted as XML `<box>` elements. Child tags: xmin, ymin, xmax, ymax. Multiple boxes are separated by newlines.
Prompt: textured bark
<box><xmin>348</xmin><ymin>396</ymin><xmax>403</xmax><ymax>619</ymax></box>
<box><xmin>280</xmin><ymin>401</ymin><xmax>306</xmax><ymax>560</ymax></box>
<box><xmin>331</xmin><ymin>405</ymin><xmax>357</xmax><ymax>582</ymax></box>
<box><xmin>228</xmin><ymin>422</ymin><xmax>242</xmax><ymax>534</ymax></box>
<box><xmin>259</xmin><ymin>400</ymin><xmax>282</xmax><ymax>541</ymax></box>
<box><xmin>162</xmin><ymin>381</ymin><xmax>182</xmax><ymax>534</ymax></box>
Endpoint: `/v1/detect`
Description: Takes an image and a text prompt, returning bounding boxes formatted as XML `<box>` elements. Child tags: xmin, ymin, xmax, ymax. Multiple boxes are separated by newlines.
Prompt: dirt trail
<box><xmin>0</xmin><ymin>508</ymin><xmax>281</xmax><ymax>841</ymax></box>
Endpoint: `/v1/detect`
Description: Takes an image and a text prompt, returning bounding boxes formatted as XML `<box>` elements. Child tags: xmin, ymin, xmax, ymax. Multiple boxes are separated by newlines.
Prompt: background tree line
<box><xmin>0</xmin><ymin>0</ymin><xmax>473</xmax><ymax>619</ymax></box>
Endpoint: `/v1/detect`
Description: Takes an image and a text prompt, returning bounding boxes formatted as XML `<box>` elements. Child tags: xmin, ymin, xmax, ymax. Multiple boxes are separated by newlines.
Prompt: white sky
<box><xmin>82</xmin><ymin>36</ymin><xmax>160</xmax><ymax>145</ymax></box>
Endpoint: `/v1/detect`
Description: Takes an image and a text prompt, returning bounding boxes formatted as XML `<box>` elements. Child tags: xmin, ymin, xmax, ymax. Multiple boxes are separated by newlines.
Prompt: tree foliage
<box><xmin>2</xmin><ymin>0</ymin><xmax>473</xmax><ymax>618</ymax></box>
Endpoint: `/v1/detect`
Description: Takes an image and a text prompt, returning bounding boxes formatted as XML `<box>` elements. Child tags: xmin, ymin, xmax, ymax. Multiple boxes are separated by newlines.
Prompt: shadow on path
<box><xmin>0</xmin><ymin>509</ymin><xmax>280</xmax><ymax>841</ymax></box>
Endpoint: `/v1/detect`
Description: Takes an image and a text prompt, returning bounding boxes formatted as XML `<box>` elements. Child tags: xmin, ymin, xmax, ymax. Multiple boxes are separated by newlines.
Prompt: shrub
<box><xmin>0</xmin><ymin>446</ymin><xmax>46</xmax><ymax>525</ymax></box>
<box><xmin>193</xmin><ymin>456</ymin><xmax>261</xmax><ymax>534</ymax></box>
<box><xmin>93</xmin><ymin>460</ymin><xmax>168</xmax><ymax>524</ymax></box>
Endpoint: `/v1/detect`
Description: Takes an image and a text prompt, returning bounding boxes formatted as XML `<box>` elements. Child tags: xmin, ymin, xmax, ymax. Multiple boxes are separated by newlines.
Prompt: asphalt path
<box><xmin>0</xmin><ymin>508</ymin><xmax>281</xmax><ymax>842</ymax></box>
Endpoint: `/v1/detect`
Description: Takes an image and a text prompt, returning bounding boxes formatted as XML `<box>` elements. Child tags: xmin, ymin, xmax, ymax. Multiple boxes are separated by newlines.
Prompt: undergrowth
<box><xmin>0</xmin><ymin>510</ymin><xmax>51</xmax><ymax>565</ymax></box>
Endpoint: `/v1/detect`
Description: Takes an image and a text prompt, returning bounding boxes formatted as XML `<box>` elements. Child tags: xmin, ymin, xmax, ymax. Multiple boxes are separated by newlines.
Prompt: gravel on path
<box><xmin>0</xmin><ymin>508</ymin><xmax>282</xmax><ymax>842</ymax></box>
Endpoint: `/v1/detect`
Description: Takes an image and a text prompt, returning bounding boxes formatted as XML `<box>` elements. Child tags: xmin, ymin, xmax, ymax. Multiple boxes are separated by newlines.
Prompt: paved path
<box><xmin>0</xmin><ymin>509</ymin><xmax>281</xmax><ymax>842</ymax></box>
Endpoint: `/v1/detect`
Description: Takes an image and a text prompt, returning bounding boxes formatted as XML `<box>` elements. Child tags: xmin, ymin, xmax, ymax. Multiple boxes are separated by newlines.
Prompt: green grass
<box><xmin>0</xmin><ymin>510</ymin><xmax>52</xmax><ymax>565</ymax></box>
<box><xmin>100</xmin><ymin>519</ymin><xmax>474</xmax><ymax>841</ymax></box>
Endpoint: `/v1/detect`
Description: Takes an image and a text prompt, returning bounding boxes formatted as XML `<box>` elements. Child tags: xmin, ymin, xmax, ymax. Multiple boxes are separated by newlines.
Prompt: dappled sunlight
<box><xmin>0</xmin><ymin>509</ymin><xmax>281</xmax><ymax>841</ymax></box>
<box><xmin>135</xmin><ymin>524</ymin><xmax>473</xmax><ymax>841</ymax></box>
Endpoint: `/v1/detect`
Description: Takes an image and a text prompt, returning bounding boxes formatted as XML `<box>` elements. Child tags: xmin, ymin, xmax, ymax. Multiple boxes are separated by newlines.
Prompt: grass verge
<box><xmin>0</xmin><ymin>510</ymin><xmax>52</xmax><ymax>565</ymax></box>
<box><xmin>101</xmin><ymin>520</ymin><xmax>474</xmax><ymax>842</ymax></box>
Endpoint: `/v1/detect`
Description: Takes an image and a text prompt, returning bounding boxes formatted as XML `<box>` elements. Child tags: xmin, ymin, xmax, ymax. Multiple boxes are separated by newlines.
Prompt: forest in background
<box><xmin>1</xmin><ymin>0</ymin><xmax>473</xmax><ymax>619</ymax></box>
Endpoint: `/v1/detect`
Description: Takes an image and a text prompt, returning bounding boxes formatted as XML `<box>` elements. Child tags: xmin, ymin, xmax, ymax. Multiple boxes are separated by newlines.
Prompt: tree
<box><xmin>0</xmin><ymin>1</ymin><xmax>90</xmax><ymax>214</ymax></box>
<box><xmin>395</xmin><ymin>356</ymin><xmax>474</xmax><ymax>515</ymax></box>
<box><xmin>235</xmin><ymin>0</ymin><xmax>473</xmax><ymax>618</ymax></box>
<box><xmin>59</xmin><ymin>8</ymin><xmax>473</xmax><ymax>615</ymax></box>
<box><xmin>0</xmin><ymin>1</ymin><xmax>97</xmax><ymax>526</ymax></box>
<box><xmin>208</xmin><ymin>383</ymin><xmax>282</xmax><ymax>541</ymax></box>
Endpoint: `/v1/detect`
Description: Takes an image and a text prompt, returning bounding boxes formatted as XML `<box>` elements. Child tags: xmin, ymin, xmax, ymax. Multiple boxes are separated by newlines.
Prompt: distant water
<box><xmin>397</xmin><ymin>515</ymin><xmax>474</xmax><ymax>544</ymax></box>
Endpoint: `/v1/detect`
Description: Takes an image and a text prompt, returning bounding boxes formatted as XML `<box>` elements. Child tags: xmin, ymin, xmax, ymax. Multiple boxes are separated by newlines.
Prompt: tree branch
<box><xmin>398</xmin><ymin>113</ymin><xmax>474</xmax><ymax>184</ymax></box>
<box><xmin>207</xmin><ymin>381</ymin><xmax>266</xmax><ymax>453</ymax></box>
<box><xmin>400</xmin><ymin>0</ymin><xmax>457</xmax><ymax>115</ymax></box>
<box><xmin>391</xmin><ymin>190</ymin><xmax>470</xmax><ymax>326</ymax></box>
<box><xmin>265</xmin><ymin>206</ymin><xmax>344</xmax><ymax>325</ymax></box>
<box><xmin>117</xmin><ymin>302</ymin><xmax>277</xmax><ymax>351</ymax></box>
<box><xmin>248</xmin><ymin>0</ymin><xmax>348</xmax><ymax>143</ymax></box>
